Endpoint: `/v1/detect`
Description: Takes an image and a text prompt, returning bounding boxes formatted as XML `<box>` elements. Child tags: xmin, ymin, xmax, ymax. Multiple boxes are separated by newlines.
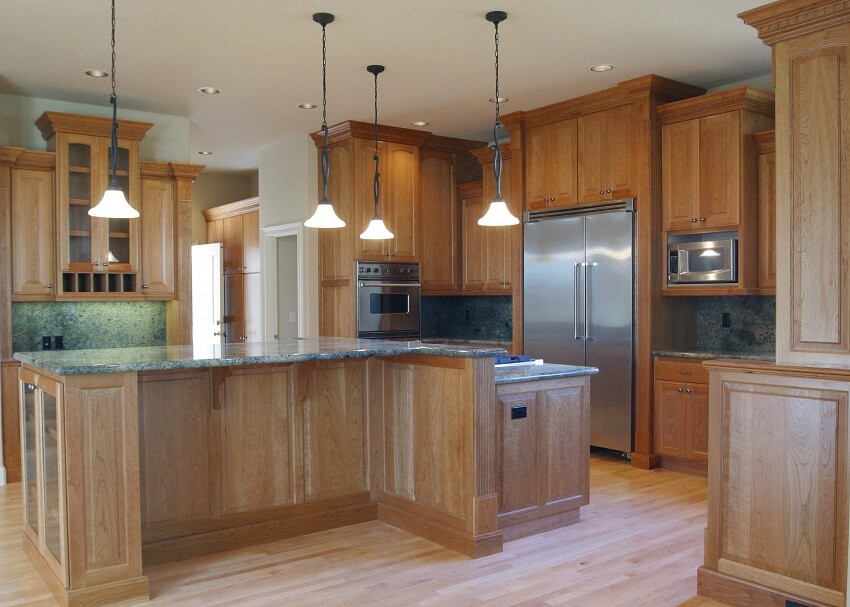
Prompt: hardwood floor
<box><xmin>0</xmin><ymin>454</ymin><xmax>732</xmax><ymax>607</ymax></box>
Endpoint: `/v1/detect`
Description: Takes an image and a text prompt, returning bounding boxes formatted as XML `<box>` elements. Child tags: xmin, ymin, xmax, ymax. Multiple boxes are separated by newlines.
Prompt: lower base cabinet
<box><xmin>699</xmin><ymin>360</ymin><xmax>849</xmax><ymax>607</ymax></box>
<box><xmin>653</xmin><ymin>357</ymin><xmax>709</xmax><ymax>473</ymax></box>
<box><xmin>495</xmin><ymin>376</ymin><xmax>590</xmax><ymax>541</ymax></box>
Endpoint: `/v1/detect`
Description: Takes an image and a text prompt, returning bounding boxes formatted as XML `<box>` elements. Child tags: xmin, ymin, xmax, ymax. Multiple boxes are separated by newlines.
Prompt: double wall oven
<box><xmin>356</xmin><ymin>261</ymin><xmax>421</xmax><ymax>339</ymax></box>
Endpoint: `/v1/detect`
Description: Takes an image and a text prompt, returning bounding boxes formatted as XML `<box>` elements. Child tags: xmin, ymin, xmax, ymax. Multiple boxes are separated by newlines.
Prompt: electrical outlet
<box><xmin>54</xmin><ymin>335</ymin><xmax>64</xmax><ymax>349</ymax></box>
<box><xmin>42</xmin><ymin>336</ymin><xmax>52</xmax><ymax>350</ymax></box>
<box><xmin>722</xmin><ymin>312</ymin><xmax>732</xmax><ymax>328</ymax></box>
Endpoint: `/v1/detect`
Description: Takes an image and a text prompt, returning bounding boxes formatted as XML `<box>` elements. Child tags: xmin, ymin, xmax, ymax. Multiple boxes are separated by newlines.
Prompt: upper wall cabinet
<box><xmin>203</xmin><ymin>197</ymin><xmax>260</xmax><ymax>276</ymax></box>
<box><xmin>754</xmin><ymin>130</ymin><xmax>775</xmax><ymax>294</ymax></box>
<box><xmin>10</xmin><ymin>158</ymin><xmax>55</xmax><ymax>300</ymax></box>
<box><xmin>577</xmin><ymin>105</ymin><xmax>634</xmax><ymax>204</ymax></box>
<box><xmin>419</xmin><ymin>150</ymin><xmax>459</xmax><ymax>292</ymax></box>
<box><xmin>658</xmin><ymin>88</ymin><xmax>774</xmax><ymax>233</ymax></box>
<box><xmin>525</xmin><ymin>119</ymin><xmax>578</xmax><ymax>210</ymax></box>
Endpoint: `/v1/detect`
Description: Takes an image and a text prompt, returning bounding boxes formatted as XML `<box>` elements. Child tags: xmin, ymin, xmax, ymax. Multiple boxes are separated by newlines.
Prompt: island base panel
<box><xmin>698</xmin><ymin>567</ymin><xmax>836</xmax><ymax>607</ymax></box>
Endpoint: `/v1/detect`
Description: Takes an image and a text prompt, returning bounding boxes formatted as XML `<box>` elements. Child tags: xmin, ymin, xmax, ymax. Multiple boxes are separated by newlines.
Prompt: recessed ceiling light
<box><xmin>85</xmin><ymin>69</ymin><xmax>109</xmax><ymax>78</ymax></box>
<box><xmin>590</xmin><ymin>64</ymin><xmax>614</xmax><ymax>72</ymax></box>
<box><xmin>198</xmin><ymin>87</ymin><xmax>221</xmax><ymax>94</ymax></box>
<box><xmin>297</xmin><ymin>103</ymin><xmax>317</xmax><ymax>109</ymax></box>
<box><xmin>411</xmin><ymin>120</ymin><xmax>429</xmax><ymax>126</ymax></box>
<box><xmin>489</xmin><ymin>96</ymin><xmax>508</xmax><ymax>103</ymax></box>
<box><xmin>197</xmin><ymin>151</ymin><xmax>213</xmax><ymax>155</ymax></box>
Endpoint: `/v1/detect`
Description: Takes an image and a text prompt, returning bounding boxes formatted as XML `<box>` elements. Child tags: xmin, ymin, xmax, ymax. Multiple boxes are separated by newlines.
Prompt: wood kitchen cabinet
<box><xmin>139</xmin><ymin>178</ymin><xmax>176</xmax><ymax>297</ymax></box>
<box><xmin>525</xmin><ymin>119</ymin><xmax>578</xmax><ymax>210</ymax></box>
<box><xmin>754</xmin><ymin>130</ymin><xmax>775</xmax><ymax>293</ymax></box>
<box><xmin>577</xmin><ymin>105</ymin><xmax>634</xmax><ymax>204</ymax></box>
<box><xmin>459</xmin><ymin>181</ymin><xmax>485</xmax><ymax>291</ymax></box>
<box><xmin>496</xmin><ymin>375</ymin><xmax>590</xmax><ymax>541</ymax></box>
<box><xmin>653</xmin><ymin>357</ymin><xmax>709</xmax><ymax>472</ymax></box>
<box><xmin>223</xmin><ymin>272</ymin><xmax>261</xmax><ymax>344</ymax></box>
<box><xmin>11</xmin><ymin>167</ymin><xmax>55</xmax><ymax>299</ymax></box>
<box><xmin>419</xmin><ymin>150</ymin><xmax>459</xmax><ymax>292</ymax></box>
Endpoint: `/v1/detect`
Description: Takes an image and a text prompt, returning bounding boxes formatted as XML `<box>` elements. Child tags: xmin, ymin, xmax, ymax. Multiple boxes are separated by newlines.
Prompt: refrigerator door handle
<box><xmin>583</xmin><ymin>262</ymin><xmax>598</xmax><ymax>341</ymax></box>
<box><xmin>574</xmin><ymin>262</ymin><xmax>583</xmax><ymax>341</ymax></box>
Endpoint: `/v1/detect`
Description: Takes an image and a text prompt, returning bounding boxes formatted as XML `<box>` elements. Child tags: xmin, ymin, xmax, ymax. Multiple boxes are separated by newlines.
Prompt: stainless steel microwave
<box><xmin>668</xmin><ymin>239</ymin><xmax>737</xmax><ymax>284</ymax></box>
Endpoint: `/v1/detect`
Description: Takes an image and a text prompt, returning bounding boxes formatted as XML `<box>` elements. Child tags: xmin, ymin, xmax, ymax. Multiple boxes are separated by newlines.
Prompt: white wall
<box><xmin>708</xmin><ymin>72</ymin><xmax>773</xmax><ymax>92</ymax></box>
<box><xmin>0</xmin><ymin>93</ymin><xmax>189</xmax><ymax>162</ymax></box>
<box><xmin>258</xmin><ymin>135</ymin><xmax>319</xmax><ymax>338</ymax></box>
<box><xmin>277</xmin><ymin>235</ymin><xmax>299</xmax><ymax>341</ymax></box>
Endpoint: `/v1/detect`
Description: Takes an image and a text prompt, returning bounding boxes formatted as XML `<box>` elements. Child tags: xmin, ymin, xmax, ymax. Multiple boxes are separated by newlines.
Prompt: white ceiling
<box><xmin>0</xmin><ymin>0</ymin><xmax>771</xmax><ymax>172</ymax></box>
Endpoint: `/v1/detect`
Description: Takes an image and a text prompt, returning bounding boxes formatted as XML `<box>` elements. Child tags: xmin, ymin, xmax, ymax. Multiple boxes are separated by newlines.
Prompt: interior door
<box><xmin>191</xmin><ymin>243</ymin><xmax>224</xmax><ymax>345</ymax></box>
<box><xmin>523</xmin><ymin>216</ymin><xmax>585</xmax><ymax>365</ymax></box>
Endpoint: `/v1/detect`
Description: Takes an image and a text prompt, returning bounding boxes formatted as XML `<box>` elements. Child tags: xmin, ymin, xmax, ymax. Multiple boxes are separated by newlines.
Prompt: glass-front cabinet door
<box><xmin>100</xmin><ymin>139</ymin><xmax>140</xmax><ymax>272</ymax></box>
<box><xmin>19</xmin><ymin>370</ymin><xmax>68</xmax><ymax>585</ymax></box>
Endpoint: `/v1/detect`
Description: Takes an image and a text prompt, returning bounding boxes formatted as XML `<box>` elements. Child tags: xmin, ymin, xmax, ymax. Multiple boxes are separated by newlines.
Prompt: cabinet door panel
<box><xmin>319</xmin><ymin>143</ymin><xmax>354</xmax><ymax>281</ymax></box>
<box><xmin>387</xmin><ymin>143</ymin><xmax>419</xmax><ymax>261</ymax></box>
<box><xmin>757</xmin><ymin>148</ymin><xmax>777</xmax><ymax>290</ymax></box>
<box><xmin>525</xmin><ymin>126</ymin><xmax>550</xmax><ymax>209</ymax></box>
<box><xmin>139</xmin><ymin>178</ymin><xmax>175</xmax><ymax>296</ymax></box>
<box><xmin>482</xmin><ymin>156</ymin><xmax>513</xmax><ymax>290</ymax></box>
<box><xmin>577</xmin><ymin>111</ymin><xmax>608</xmax><ymax>203</ymax></box>
<box><xmin>498</xmin><ymin>390</ymin><xmax>537</xmax><ymax>514</ymax></box>
<box><xmin>539</xmin><ymin>384</ymin><xmax>588</xmax><ymax>506</ymax></box>
<box><xmin>319</xmin><ymin>284</ymin><xmax>354</xmax><ymax>338</ymax></box>
<box><xmin>241</xmin><ymin>211</ymin><xmax>260</xmax><ymax>273</ymax></box>
<box><xmin>59</xmin><ymin>134</ymin><xmax>101</xmax><ymax>271</ymax></box>
<box><xmin>550</xmin><ymin>119</ymin><xmax>579</xmax><ymax>206</ymax></box>
<box><xmin>356</xmin><ymin>139</ymin><xmax>386</xmax><ymax>260</ymax></box>
<box><xmin>699</xmin><ymin>113</ymin><xmax>740</xmax><ymax>228</ymax></box>
<box><xmin>419</xmin><ymin>153</ymin><xmax>458</xmax><ymax>291</ymax></box>
<box><xmin>302</xmin><ymin>362</ymin><xmax>367</xmax><ymax>501</ymax></box>
<box><xmin>686</xmin><ymin>384</ymin><xmax>709</xmax><ymax>463</ymax></box>
<box><xmin>101</xmin><ymin>138</ymin><xmax>140</xmax><ymax>272</ymax></box>
<box><xmin>12</xmin><ymin>169</ymin><xmax>55</xmax><ymax>297</ymax></box>
<box><xmin>606</xmin><ymin>105</ymin><xmax>633</xmax><ymax>198</ymax></box>
<box><xmin>662</xmin><ymin>120</ymin><xmax>701</xmax><ymax>230</ymax></box>
<box><xmin>461</xmin><ymin>193</ymin><xmax>486</xmax><ymax>291</ymax></box>
<box><xmin>654</xmin><ymin>380</ymin><xmax>686</xmax><ymax>458</ymax></box>
<box><xmin>207</xmin><ymin>219</ymin><xmax>223</xmax><ymax>244</ymax></box>
<box><xmin>243</xmin><ymin>273</ymin><xmax>263</xmax><ymax>343</ymax></box>
<box><xmin>222</xmin><ymin>215</ymin><xmax>243</xmax><ymax>275</ymax></box>
<box><xmin>221</xmin><ymin>368</ymin><xmax>295</xmax><ymax>513</ymax></box>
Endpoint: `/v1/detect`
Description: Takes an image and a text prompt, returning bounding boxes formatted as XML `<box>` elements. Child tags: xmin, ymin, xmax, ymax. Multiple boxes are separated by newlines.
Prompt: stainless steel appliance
<box><xmin>524</xmin><ymin>200</ymin><xmax>635</xmax><ymax>453</ymax></box>
<box><xmin>667</xmin><ymin>239</ymin><xmax>737</xmax><ymax>284</ymax></box>
<box><xmin>356</xmin><ymin>261</ymin><xmax>421</xmax><ymax>339</ymax></box>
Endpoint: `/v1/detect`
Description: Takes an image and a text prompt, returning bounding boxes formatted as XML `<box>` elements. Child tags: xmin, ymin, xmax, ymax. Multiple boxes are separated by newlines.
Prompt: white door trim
<box><xmin>261</xmin><ymin>222</ymin><xmax>305</xmax><ymax>341</ymax></box>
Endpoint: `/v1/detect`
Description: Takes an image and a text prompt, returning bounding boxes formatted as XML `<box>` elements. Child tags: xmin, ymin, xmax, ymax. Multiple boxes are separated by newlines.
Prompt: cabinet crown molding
<box><xmin>35</xmin><ymin>111</ymin><xmax>154</xmax><ymax>142</ymax></box>
<box><xmin>139</xmin><ymin>161</ymin><xmax>205</xmax><ymax>181</ymax></box>
<box><xmin>740</xmin><ymin>0</ymin><xmax>850</xmax><ymax>44</ymax></box>
<box><xmin>202</xmin><ymin>196</ymin><xmax>260</xmax><ymax>221</ymax></box>
<box><xmin>457</xmin><ymin>181</ymin><xmax>483</xmax><ymax>198</ymax></box>
<box><xmin>471</xmin><ymin>145</ymin><xmax>513</xmax><ymax>164</ymax></box>
<box><xmin>657</xmin><ymin>87</ymin><xmax>775</xmax><ymax>124</ymax></box>
<box><xmin>311</xmin><ymin>120</ymin><xmax>483</xmax><ymax>152</ymax></box>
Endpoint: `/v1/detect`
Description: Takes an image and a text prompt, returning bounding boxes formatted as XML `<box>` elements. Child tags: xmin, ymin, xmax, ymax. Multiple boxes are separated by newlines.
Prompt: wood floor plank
<box><xmin>0</xmin><ymin>454</ymin><xmax>736</xmax><ymax>607</ymax></box>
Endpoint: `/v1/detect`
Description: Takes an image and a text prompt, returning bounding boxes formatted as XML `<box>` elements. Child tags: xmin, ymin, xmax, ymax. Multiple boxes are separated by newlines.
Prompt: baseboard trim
<box><xmin>377</xmin><ymin>499</ymin><xmax>503</xmax><ymax>558</ymax></box>
<box><xmin>698</xmin><ymin>566</ymin><xmax>836</xmax><ymax>607</ymax></box>
<box><xmin>657</xmin><ymin>455</ymin><xmax>708</xmax><ymax>477</ymax></box>
<box><xmin>630</xmin><ymin>452</ymin><xmax>659</xmax><ymax>469</ymax></box>
<box><xmin>143</xmin><ymin>501</ymin><xmax>377</xmax><ymax>565</ymax></box>
<box><xmin>499</xmin><ymin>506</ymin><xmax>580</xmax><ymax>542</ymax></box>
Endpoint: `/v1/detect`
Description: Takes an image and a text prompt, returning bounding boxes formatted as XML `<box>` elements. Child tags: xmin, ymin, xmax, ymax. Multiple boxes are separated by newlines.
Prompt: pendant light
<box><xmin>305</xmin><ymin>12</ymin><xmax>346</xmax><ymax>229</ymax></box>
<box><xmin>478</xmin><ymin>11</ymin><xmax>519</xmax><ymax>227</ymax></box>
<box><xmin>89</xmin><ymin>0</ymin><xmax>139</xmax><ymax>219</ymax></box>
<box><xmin>360</xmin><ymin>65</ymin><xmax>394</xmax><ymax>240</ymax></box>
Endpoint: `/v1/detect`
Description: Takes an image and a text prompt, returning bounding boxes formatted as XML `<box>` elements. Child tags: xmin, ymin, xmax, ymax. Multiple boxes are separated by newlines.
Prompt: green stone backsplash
<box><xmin>12</xmin><ymin>301</ymin><xmax>166</xmax><ymax>352</ymax></box>
<box><xmin>695</xmin><ymin>296</ymin><xmax>775</xmax><ymax>353</ymax></box>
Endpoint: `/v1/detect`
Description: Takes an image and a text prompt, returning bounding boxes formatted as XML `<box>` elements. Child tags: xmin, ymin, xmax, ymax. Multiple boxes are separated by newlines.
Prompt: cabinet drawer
<box><xmin>654</xmin><ymin>357</ymin><xmax>708</xmax><ymax>384</ymax></box>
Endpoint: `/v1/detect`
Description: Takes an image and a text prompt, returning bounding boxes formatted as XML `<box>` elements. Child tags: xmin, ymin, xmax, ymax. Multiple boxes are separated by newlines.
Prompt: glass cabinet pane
<box><xmin>21</xmin><ymin>382</ymin><xmax>38</xmax><ymax>533</ymax></box>
<box><xmin>68</xmin><ymin>142</ymin><xmax>94</xmax><ymax>265</ymax></box>
<box><xmin>41</xmin><ymin>391</ymin><xmax>61</xmax><ymax>561</ymax></box>
<box><xmin>107</xmin><ymin>145</ymin><xmax>133</xmax><ymax>266</ymax></box>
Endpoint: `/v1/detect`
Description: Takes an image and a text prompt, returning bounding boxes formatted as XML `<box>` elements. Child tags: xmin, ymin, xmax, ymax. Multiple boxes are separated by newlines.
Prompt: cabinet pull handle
<box><xmin>606</xmin><ymin>189</ymin><xmax>611</xmax><ymax>193</ymax></box>
<box><xmin>691</xmin><ymin>218</ymin><xmax>697</xmax><ymax>223</ymax></box>
<box><xmin>142</xmin><ymin>284</ymin><xmax>149</xmax><ymax>289</ymax></box>
<box><xmin>677</xmin><ymin>388</ymin><xmax>684</xmax><ymax>393</ymax></box>
<box><xmin>699</xmin><ymin>217</ymin><xmax>705</xmax><ymax>222</ymax></box>
<box><xmin>685</xmin><ymin>388</ymin><xmax>692</xmax><ymax>394</ymax></box>
<box><xmin>241</xmin><ymin>336</ymin><xmax>247</xmax><ymax>341</ymax></box>
<box><xmin>103</xmin><ymin>262</ymin><xmax>109</xmax><ymax>267</ymax></box>
<box><xmin>599</xmin><ymin>190</ymin><xmax>604</xmax><ymax>195</ymax></box>
<box><xmin>93</xmin><ymin>261</ymin><xmax>100</xmax><ymax>266</ymax></box>
<box><xmin>45</xmin><ymin>283</ymin><xmax>53</xmax><ymax>289</ymax></box>
<box><xmin>214</xmin><ymin>331</ymin><xmax>224</xmax><ymax>337</ymax></box>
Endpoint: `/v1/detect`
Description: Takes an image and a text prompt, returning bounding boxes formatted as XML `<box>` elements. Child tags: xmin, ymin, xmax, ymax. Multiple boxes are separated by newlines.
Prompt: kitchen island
<box><xmin>15</xmin><ymin>339</ymin><xmax>596</xmax><ymax>607</ymax></box>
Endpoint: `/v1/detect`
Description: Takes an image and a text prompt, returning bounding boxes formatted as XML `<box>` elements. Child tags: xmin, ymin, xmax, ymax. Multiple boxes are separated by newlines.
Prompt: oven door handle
<box><xmin>359</xmin><ymin>282</ymin><xmax>421</xmax><ymax>288</ymax></box>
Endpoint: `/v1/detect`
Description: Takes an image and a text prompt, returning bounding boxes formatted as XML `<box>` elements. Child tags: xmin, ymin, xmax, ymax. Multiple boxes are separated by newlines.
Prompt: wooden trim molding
<box><xmin>703</xmin><ymin>358</ymin><xmax>850</xmax><ymax>381</ymax></box>
<box><xmin>698</xmin><ymin>566</ymin><xmax>838</xmax><ymax>607</ymax></box>
<box><xmin>139</xmin><ymin>161</ymin><xmax>205</xmax><ymax>181</ymax></box>
<box><xmin>310</xmin><ymin>120</ymin><xmax>483</xmax><ymax>151</ymax></box>
<box><xmin>470</xmin><ymin>145</ymin><xmax>513</xmax><ymax>164</ymax></box>
<box><xmin>657</xmin><ymin>87</ymin><xmax>775</xmax><ymax>124</ymax></box>
<box><xmin>740</xmin><ymin>0</ymin><xmax>850</xmax><ymax>45</ymax></box>
<box><xmin>753</xmin><ymin>129</ymin><xmax>776</xmax><ymax>154</ymax></box>
<box><xmin>13</xmin><ymin>150</ymin><xmax>56</xmax><ymax>171</ymax></box>
<box><xmin>457</xmin><ymin>181</ymin><xmax>483</xmax><ymax>198</ymax></box>
<box><xmin>35</xmin><ymin>111</ymin><xmax>153</xmax><ymax>141</ymax></box>
<box><xmin>201</xmin><ymin>196</ymin><xmax>260</xmax><ymax>221</ymax></box>
<box><xmin>0</xmin><ymin>147</ymin><xmax>25</xmax><ymax>166</ymax></box>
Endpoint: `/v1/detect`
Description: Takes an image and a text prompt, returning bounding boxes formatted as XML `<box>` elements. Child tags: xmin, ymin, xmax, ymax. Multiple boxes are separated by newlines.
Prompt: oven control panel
<box><xmin>356</xmin><ymin>261</ymin><xmax>420</xmax><ymax>281</ymax></box>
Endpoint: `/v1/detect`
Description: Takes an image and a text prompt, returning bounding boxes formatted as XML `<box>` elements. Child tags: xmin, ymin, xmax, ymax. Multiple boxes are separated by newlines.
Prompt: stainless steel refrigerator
<box><xmin>523</xmin><ymin>200</ymin><xmax>635</xmax><ymax>453</ymax></box>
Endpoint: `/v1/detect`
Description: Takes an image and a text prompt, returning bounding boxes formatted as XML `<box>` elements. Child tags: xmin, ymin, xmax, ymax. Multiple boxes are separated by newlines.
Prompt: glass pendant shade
<box><xmin>304</xmin><ymin>199</ymin><xmax>345</xmax><ymax>228</ymax></box>
<box><xmin>89</xmin><ymin>185</ymin><xmax>139</xmax><ymax>218</ymax></box>
<box><xmin>360</xmin><ymin>217</ymin><xmax>394</xmax><ymax>239</ymax></box>
<box><xmin>478</xmin><ymin>197</ymin><xmax>519</xmax><ymax>226</ymax></box>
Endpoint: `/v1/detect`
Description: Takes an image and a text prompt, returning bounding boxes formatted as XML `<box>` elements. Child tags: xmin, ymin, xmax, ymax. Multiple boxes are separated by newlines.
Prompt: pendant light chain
<box><xmin>320</xmin><ymin>20</ymin><xmax>330</xmax><ymax>202</ymax></box>
<box><xmin>492</xmin><ymin>17</ymin><xmax>503</xmax><ymax>201</ymax></box>
<box><xmin>109</xmin><ymin>0</ymin><xmax>119</xmax><ymax>187</ymax></box>
<box><xmin>373</xmin><ymin>70</ymin><xmax>380</xmax><ymax>216</ymax></box>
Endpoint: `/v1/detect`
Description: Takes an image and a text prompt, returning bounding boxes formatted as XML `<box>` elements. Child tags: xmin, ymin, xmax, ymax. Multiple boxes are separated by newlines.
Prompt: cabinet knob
<box><xmin>505</xmin><ymin>281</ymin><xmax>510</xmax><ymax>286</ymax></box>
<box><xmin>45</xmin><ymin>283</ymin><xmax>53</xmax><ymax>289</ymax></box>
<box><xmin>686</xmin><ymin>388</ymin><xmax>692</xmax><ymax>394</ymax></box>
<box><xmin>142</xmin><ymin>284</ymin><xmax>149</xmax><ymax>289</ymax></box>
<box><xmin>241</xmin><ymin>336</ymin><xmax>247</xmax><ymax>341</ymax></box>
<box><xmin>606</xmin><ymin>189</ymin><xmax>611</xmax><ymax>193</ymax></box>
<box><xmin>699</xmin><ymin>217</ymin><xmax>705</xmax><ymax>222</ymax></box>
<box><xmin>103</xmin><ymin>262</ymin><xmax>109</xmax><ymax>267</ymax></box>
<box><xmin>677</xmin><ymin>388</ymin><xmax>684</xmax><ymax>393</ymax></box>
<box><xmin>691</xmin><ymin>218</ymin><xmax>697</xmax><ymax>223</ymax></box>
<box><xmin>93</xmin><ymin>261</ymin><xmax>100</xmax><ymax>266</ymax></box>
<box><xmin>599</xmin><ymin>190</ymin><xmax>604</xmax><ymax>195</ymax></box>
<box><xmin>214</xmin><ymin>331</ymin><xmax>224</xmax><ymax>336</ymax></box>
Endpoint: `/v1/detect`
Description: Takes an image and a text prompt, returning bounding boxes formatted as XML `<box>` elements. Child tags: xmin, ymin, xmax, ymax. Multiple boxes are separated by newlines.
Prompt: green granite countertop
<box><xmin>495</xmin><ymin>363</ymin><xmax>598</xmax><ymax>385</ymax></box>
<box><xmin>14</xmin><ymin>337</ymin><xmax>507</xmax><ymax>376</ymax></box>
<box><xmin>652</xmin><ymin>349</ymin><xmax>775</xmax><ymax>361</ymax></box>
